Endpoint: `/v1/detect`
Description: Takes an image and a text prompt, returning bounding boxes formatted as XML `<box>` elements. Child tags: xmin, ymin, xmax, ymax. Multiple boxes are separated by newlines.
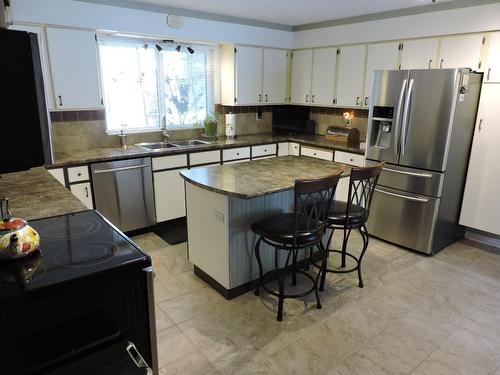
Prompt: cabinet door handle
<box><xmin>264</xmin><ymin>94</ymin><xmax>268</xmax><ymax>102</ymax></box>
<box><xmin>428</xmin><ymin>59</ymin><xmax>433</xmax><ymax>69</ymax></box>
<box><xmin>85</xmin><ymin>186</ymin><xmax>89</xmax><ymax>198</ymax></box>
<box><xmin>58</xmin><ymin>95</ymin><xmax>63</xmax><ymax>106</ymax></box>
<box><xmin>311</xmin><ymin>95</ymin><xmax>315</xmax><ymax>103</ymax></box>
<box><xmin>258</xmin><ymin>94</ymin><xmax>262</xmax><ymax>103</ymax></box>
<box><xmin>364</xmin><ymin>97</ymin><xmax>368</xmax><ymax>106</ymax></box>
<box><xmin>305</xmin><ymin>94</ymin><xmax>309</xmax><ymax>103</ymax></box>
<box><xmin>487</xmin><ymin>68</ymin><xmax>492</xmax><ymax>81</ymax></box>
<box><xmin>440</xmin><ymin>59</ymin><xmax>444</xmax><ymax>69</ymax></box>
<box><xmin>478</xmin><ymin>119</ymin><xmax>483</xmax><ymax>132</ymax></box>
<box><xmin>356</xmin><ymin>96</ymin><xmax>360</xmax><ymax>106</ymax></box>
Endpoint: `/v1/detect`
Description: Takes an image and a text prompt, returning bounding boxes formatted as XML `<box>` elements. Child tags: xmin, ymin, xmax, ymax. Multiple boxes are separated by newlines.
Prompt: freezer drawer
<box><xmin>367</xmin><ymin>186</ymin><xmax>440</xmax><ymax>254</ymax></box>
<box><xmin>377</xmin><ymin>163</ymin><xmax>444</xmax><ymax>197</ymax></box>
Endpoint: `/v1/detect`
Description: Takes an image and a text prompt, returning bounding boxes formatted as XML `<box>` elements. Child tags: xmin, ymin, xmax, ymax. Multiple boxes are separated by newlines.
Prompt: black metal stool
<box><xmin>251</xmin><ymin>172</ymin><xmax>342</xmax><ymax>321</ymax></box>
<box><xmin>316</xmin><ymin>163</ymin><xmax>383</xmax><ymax>291</ymax></box>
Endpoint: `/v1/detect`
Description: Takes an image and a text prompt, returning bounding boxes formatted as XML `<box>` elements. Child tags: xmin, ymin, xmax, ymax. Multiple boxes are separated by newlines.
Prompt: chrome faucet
<box><xmin>162</xmin><ymin>129</ymin><xmax>170</xmax><ymax>143</ymax></box>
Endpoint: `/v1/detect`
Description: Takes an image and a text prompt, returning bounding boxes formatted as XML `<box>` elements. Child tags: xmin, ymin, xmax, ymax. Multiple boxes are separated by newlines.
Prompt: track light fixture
<box><xmin>143</xmin><ymin>43</ymin><xmax>148</xmax><ymax>49</ymax></box>
<box><xmin>175</xmin><ymin>44</ymin><xmax>181</xmax><ymax>52</ymax></box>
<box><xmin>187</xmin><ymin>46</ymin><xmax>194</xmax><ymax>54</ymax></box>
<box><xmin>155</xmin><ymin>44</ymin><xmax>163</xmax><ymax>52</ymax></box>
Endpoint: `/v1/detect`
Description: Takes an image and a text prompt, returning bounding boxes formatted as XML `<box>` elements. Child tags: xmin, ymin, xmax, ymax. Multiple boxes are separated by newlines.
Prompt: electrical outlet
<box><xmin>214</xmin><ymin>210</ymin><xmax>225</xmax><ymax>223</ymax></box>
<box><xmin>256</xmin><ymin>109</ymin><xmax>262</xmax><ymax>121</ymax></box>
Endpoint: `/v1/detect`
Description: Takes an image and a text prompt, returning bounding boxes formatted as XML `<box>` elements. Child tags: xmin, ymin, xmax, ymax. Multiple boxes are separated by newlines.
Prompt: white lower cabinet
<box><xmin>47</xmin><ymin>168</ymin><xmax>65</xmax><ymax>186</ymax></box>
<box><xmin>334</xmin><ymin>151</ymin><xmax>366</xmax><ymax>201</ymax></box>
<box><xmin>460</xmin><ymin>84</ymin><xmax>500</xmax><ymax>235</ymax></box>
<box><xmin>289</xmin><ymin>142</ymin><xmax>300</xmax><ymax>156</ymax></box>
<box><xmin>154</xmin><ymin>169</ymin><xmax>186</xmax><ymax>222</ymax></box>
<box><xmin>278</xmin><ymin>142</ymin><xmax>289</xmax><ymax>156</ymax></box>
<box><xmin>70</xmin><ymin>182</ymin><xmax>93</xmax><ymax>209</ymax></box>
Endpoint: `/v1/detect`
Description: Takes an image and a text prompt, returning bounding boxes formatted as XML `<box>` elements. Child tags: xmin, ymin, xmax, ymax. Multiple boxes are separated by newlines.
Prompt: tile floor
<box><xmin>132</xmin><ymin>231</ymin><xmax>500</xmax><ymax>375</ymax></box>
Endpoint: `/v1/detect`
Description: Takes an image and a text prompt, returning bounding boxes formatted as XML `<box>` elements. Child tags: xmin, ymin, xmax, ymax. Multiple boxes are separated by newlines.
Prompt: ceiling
<box><xmin>132</xmin><ymin>0</ymin><xmax>455</xmax><ymax>26</ymax></box>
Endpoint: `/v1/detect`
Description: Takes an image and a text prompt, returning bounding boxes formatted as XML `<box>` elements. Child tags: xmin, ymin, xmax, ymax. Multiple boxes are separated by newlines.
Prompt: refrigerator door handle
<box><xmin>382</xmin><ymin>167</ymin><xmax>433</xmax><ymax>178</ymax></box>
<box><xmin>393</xmin><ymin>79</ymin><xmax>408</xmax><ymax>157</ymax></box>
<box><xmin>400</xmin><ymin>78</ymin><xmax>414</xmax><ymax>157</ymax></box>
<box><xmin>375</xmin><ymin>188</ymin><xmax>429</xmax><ymax>203</ymax></box>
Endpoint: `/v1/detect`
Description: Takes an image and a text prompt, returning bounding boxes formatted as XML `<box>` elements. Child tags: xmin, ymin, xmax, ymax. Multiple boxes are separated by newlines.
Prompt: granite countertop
<box><xmin>0</xmin><ymin>167</ymin><xmax>87</xmax><ymax>220</ymax></box>
<box><xmin>180</xmin><ymin>156</ymin><xmax>352</xmax><ymax>199</ymax></box>
<box><xmin>51</xmin><ymin>134</ymin><xmax>365</xmax><ymax>167</ymax></box>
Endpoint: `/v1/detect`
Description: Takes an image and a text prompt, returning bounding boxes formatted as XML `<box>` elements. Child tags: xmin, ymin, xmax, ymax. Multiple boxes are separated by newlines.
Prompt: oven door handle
<box><xmin>126</xmin><ymin>341</ymin><xmax>150</xmax><ymax>369</ymax></box>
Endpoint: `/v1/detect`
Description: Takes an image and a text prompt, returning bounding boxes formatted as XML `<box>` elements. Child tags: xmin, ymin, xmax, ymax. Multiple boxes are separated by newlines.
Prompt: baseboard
<box><xmin>465</xmin><ymin>228</ymin><xmax>500</xmax><ymax>249</ymax></box>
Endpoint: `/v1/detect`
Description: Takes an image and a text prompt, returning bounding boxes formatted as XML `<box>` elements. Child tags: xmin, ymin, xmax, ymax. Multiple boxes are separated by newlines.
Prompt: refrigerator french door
<box><xmin>366</xmin><ymin>68</ymin><xmax>482</xmax><ymax>254</ymax></box>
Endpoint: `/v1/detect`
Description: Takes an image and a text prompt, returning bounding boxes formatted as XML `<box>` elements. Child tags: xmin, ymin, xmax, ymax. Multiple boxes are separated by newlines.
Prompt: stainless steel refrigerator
<box><xmin>365</xmin><ymin>68</ymin><xmax>482</xmax><ymax>254</ymax></box>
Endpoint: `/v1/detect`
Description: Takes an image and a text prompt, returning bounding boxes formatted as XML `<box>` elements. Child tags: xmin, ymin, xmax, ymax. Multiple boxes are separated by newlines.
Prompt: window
<box><xmin>98</xmin><ymin>38</ymin><xmax>215</xmax><ymax>133</ymax></box>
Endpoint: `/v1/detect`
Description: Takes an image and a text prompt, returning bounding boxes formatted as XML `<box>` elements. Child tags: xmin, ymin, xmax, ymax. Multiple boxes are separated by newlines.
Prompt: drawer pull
<box><xmin>77</xmin><ymin>172</ymin><xmax>82</xmax><ymax>176</ymax></box>
<box><xmin>85</xmin><ymin>187</ymin><xmax>89</xmax><ymax>198</ymax></box>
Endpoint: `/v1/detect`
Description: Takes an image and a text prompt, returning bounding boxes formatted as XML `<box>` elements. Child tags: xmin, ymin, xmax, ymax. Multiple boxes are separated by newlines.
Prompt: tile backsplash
<box><xmin>50</xmin><ymin>105</ymin><xmax>367</xmax><ymax>154</ymax></box>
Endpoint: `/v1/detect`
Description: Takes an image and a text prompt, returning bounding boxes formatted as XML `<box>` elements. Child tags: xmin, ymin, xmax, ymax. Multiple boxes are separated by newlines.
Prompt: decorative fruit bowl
<box><xmin>0</xmin><ymin>199</ymin><xmax>40</xmax><ymax>260</ymax></box>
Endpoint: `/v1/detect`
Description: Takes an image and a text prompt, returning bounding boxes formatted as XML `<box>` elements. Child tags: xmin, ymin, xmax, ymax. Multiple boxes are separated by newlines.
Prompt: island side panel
<box><xmin>228</xmin><ymin>190</ymin><xmax>312</xmax><ymax>289</ymax></box>
<box><xmin>185</xmin><ymin>182</ymin><xmax>230</xmax><ymax>288</ymax></box>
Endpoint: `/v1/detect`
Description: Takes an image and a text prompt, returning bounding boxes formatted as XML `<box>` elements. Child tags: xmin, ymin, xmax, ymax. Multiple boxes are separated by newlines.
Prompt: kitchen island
<box><xmin>180</xmin><ymin>156</ymin><xmax>350</xmax><ymax>298</ymax></box>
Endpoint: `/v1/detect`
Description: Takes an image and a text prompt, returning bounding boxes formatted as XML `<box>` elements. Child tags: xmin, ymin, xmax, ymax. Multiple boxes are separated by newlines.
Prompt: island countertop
<box><xmin>0</xmin><ymin>167</ymin><xmax>86</xmax><ymax>220</ymax></box>
<box><xmin>179</xmin><ymin>156</ymin><xmax>352</xmax><ymax>199</ymax></box>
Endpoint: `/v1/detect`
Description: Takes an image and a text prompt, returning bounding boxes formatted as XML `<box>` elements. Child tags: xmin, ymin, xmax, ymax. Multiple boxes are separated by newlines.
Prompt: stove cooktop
<box><xmin>0</xmin><ymin>210</ymin><xmax>149</xmax><ymax>298</ymax></box>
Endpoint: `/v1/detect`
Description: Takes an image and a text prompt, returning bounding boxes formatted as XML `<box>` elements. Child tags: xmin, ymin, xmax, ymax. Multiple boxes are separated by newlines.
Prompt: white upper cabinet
<box><xmin>460</xmin><ymin>84</ymin><xmax>500</xmax><ymax>235</ymax></box>
<box><xmin>438</xmin><ymin>34</ymin><xmax>484</xmax><ymax>70</ymax></box>
<box><xmin>262</xmin><ymin>48</ymin><xmax>287</xmax><ymax>104</ymax></box>
<box><xmin>364</xmin><ymin>42</ymin><xmax>400</xmax><ymax>107</ymax></box>
<box><xmin>235</xmin><ymin>45</ymin><xmax>263</xmax><ymax>105</ymax></box>
<box><xmin>400</xmin><ymin>38</ymin><xmax>439</xmax><ymax>69</ymax></box>
<box><xmin>311</xmin><ymin>48</ymin><xmax>337</xmax><ymax>106</ymax></box>
<box><xmin>485</xmin><ymin>32</ymin><xmax>500</xmax><ymax>82</ymax></box>
<box><xmin>9</xmin><ymin>24</ymin><xmax>55</xmax><ymax>110</ymax></box>
<box><xmin>335</xmin><ymin>45</ymin><xmax>366</xmax><ymax>108</ymax></box>
<box><xmin>290</xmin><ymin>49</ymin><xmax>313</xmax><ymax>105</ymax></box>
<box><xmin>46</xmin><ymin>28</ymin><xmax>102</xmax><ymax>109</ymax></box>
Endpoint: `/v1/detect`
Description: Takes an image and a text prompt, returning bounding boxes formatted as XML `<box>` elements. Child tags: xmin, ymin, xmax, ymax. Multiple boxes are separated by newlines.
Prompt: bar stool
<box><xmin>317</xmin><ymin>163</ymin><xmax>383</xmax><ymax>291</ymax></box>
<box><xmin>251</xmin><ymin>172</ymin><xmax>342</xmax><ymax>321</ymax></box>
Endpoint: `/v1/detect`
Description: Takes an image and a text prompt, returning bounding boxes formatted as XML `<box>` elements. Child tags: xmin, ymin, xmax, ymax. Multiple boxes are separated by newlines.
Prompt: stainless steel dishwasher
<box><xmin>91</xmin><ymin>157</ymin><xmax>156</xmax><ymax>232</ymax></box>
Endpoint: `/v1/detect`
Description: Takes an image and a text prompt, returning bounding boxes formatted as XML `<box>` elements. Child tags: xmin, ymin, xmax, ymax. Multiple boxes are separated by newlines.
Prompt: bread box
<box><xmin>325</xmin><ymin>126</ymin><xmax>360</xmax><ymax>146</ymax></box>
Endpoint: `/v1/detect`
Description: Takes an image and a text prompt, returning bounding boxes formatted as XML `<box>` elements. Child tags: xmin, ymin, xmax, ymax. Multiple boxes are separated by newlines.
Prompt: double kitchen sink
<box><xmin>135</xmin><ymin>139</ymin><xmax>212</xmax><ymax>151</ymax></box>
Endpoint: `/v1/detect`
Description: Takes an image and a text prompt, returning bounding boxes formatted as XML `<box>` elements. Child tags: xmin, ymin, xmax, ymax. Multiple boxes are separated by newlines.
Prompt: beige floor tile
<box><xmin>270</xmin><ymin>335</ymin><xmax>339</xmax><ymax>375</ymax></box>
<box><xmin>154</xmin><ymin>275</ymin><xmax>192</xmax><ymax>303</ymax></box>
<box><xmin>461</xmin><ymin>293</ymin><xmax>500</xmax><ymax>343</ymax></box>
<box><xmin>158</xmin><ymin>289</ymin><xmax>215</xmax><ymax>324</ymax></box>
<box><xmin>415</xmin><ymin>325</ymin><xmax>500</xmax><ymax>375</ymax></box>
<box><xmin>155</xmin><ymin>305</ymin><xmax>175</xmax><ymax>332</ymax></box>
<box><xmin>159</xmin><ymin>352</ymin><xmax>218</xmax><ymax>375</ymax></box>
<box><xmin>157</xmin><ymin>326</ymin><xmax>198</xmax><ymax>369</ymax></box>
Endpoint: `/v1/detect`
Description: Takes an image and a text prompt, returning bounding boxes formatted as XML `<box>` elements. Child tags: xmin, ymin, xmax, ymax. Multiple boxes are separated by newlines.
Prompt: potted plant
<box><xmin>203</xmin><ymin>112</ymin><xmax>221</xmax><ymax>137</ymax></box>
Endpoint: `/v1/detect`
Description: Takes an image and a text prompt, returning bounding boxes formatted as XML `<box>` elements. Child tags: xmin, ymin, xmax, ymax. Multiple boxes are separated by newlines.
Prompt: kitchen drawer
<box><xmin>289</xmin><ymin>142</ymin><xmax>300</xmax><ymax>156</ymax></box>
<box><xmin>67</xmin><ymin>166</ymin><xmax>89</xmax><ymax>182</ymax></box>
<box><xmin>277</xmin><ymin>142</ymin><xmax>289</xmax><ymax>156</ymax></box>
<box><xmin>334</xmin><ymin>151</ymin><xmax>365</xmax><ymax>166</ymax></box>
<box><xmin>152</xmin><ymin>154</ymin><xmax>187</xmax><ymax>171</ymax></box>
<box><xmin>70</xmin><ymin>182</ymin><xmax>93</xmax><ymax>209</ymax></box>
<box><xmin>252</xmin><ymin>144</ymin><xmax>277</xmax><ymax>158</ymax></box>
<box><xmin>223</xmin><ymin>147</ymin><xmax>250</xmax><ymax>161</ymax></box>
<box><xmin>190</xmin><ymin>150</ymin><xmax>220</xmax><ymax>166</ymax></box>
<box><xmin>300</xmin><ymin>146</ymin><xmax>333</xmax><ymax>161</ymax></box>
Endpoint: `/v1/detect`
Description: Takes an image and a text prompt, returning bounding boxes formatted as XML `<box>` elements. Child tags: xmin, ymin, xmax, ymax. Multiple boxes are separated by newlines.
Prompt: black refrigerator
<box><xmin>1</xmin><ymin>28</ymin><xmax>53</xmax><ymax>173</ymax></box>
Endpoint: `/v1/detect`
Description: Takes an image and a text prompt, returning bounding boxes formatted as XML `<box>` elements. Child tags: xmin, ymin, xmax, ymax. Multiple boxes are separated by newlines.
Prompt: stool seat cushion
<box><xmin>251</xmin><ymin>213</ymin><xmax>322</xmax><ymax>245</ymax></box>
<box><xmin>327</xmin><ymin>200</ymin><xmax>368</xmax><ymax>226</ymax></box>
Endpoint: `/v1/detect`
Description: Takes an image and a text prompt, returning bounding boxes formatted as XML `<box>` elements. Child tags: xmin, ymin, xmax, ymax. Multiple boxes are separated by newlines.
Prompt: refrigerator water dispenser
<box><xmin>370</xmin><ymin>106</ymin><xmax>394</xmax><ymax>149</ymax></box>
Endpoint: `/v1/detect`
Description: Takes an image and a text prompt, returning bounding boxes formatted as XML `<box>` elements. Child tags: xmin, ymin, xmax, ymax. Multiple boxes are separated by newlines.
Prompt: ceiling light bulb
<box><xmin>187</xmin><ymin>46</ymin><xmax>194</xmax><ymax>54</ymax></box>
<box><xmin>175</xmin><ymin>44</ymin><xmax>181</xmax><ymax>52</ymax></box>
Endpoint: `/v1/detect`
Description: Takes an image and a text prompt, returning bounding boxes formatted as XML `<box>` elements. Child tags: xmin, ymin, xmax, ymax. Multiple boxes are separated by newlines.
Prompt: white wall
<box><xmin>294</xmin><ymin>3</ymin><xmax>500</xmax><ymax>48</ymax></box>
<box><xmin>10</xmin><ymin>0</ymin><xmax>293</xmax><ymax>48</ymax></box>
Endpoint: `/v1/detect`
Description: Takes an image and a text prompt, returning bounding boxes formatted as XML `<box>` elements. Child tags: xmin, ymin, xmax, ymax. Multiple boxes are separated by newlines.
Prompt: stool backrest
<box><xmin>346</xmin><ymin>162</ymin><xmax>384</xmax><ymax>220</ymax></box>
<box><xmin>294</xmin><ymin>171</ymin><xmax>342</xmax><ymax>245</ymax></box>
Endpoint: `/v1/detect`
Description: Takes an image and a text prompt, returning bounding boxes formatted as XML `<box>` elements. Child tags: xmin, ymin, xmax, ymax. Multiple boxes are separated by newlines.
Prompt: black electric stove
<box><xmin>0</xmin><ymin>210</ymin><xmax>157</xmax><ymax>375</ymax></box>
<box><xmin>0</xmin><ymin>210</ymin><xmax>149</xmax><ymax>298</ymax></box>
